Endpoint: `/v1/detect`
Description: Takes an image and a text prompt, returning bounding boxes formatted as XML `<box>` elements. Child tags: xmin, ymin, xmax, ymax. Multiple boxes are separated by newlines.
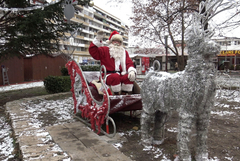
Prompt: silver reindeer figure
<box><xmin>140</xmin><ymin>0</ymin><xmax>221</xmax><ymax>160</ymax></box>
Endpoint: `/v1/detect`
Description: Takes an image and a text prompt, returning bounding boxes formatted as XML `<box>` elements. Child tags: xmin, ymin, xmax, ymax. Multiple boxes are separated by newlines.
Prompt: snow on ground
<box><xmin>0</xmin><ymin>81</ymin><xmax>72</xmax><ymax>160</ymax></box>
<box><xmin>0</xmin><ymin>79</ymin><xmax>240</xmax><ymax>160</ymax></box>
<box><xmin>0</xmin><ymin>117</ymin><xmax>14</xmax><ymax>160</ymax></box>
<box><xmin>0</xmin><ymin>81</ymin><xmax>44</xmax><ymax>93</ymax></box>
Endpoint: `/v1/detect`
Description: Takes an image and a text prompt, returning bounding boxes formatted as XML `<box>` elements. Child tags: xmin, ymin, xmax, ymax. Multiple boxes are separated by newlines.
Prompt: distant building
<box><xmin>60</xmin><ymin>4</ymin><xmax>129</xmax><ymax>64</ymax></box>
<box><xmin>213</xmin><ymin>37</ymin><xmax>240</xmax><ymax>70</ymax></box>
<box><xmin>128</xmin><ymin>37</ymin><xmax>240</xmax><ymax>72</ymax></box>
<box><xmin>127</xmin><ymin>46</ymin><xmax>165</xmax><ymax>74</ymax></box>
<box><xmin>0</xmin><ymin>54</ymin><xmax>67</xmax><ymax>85</ymax></box>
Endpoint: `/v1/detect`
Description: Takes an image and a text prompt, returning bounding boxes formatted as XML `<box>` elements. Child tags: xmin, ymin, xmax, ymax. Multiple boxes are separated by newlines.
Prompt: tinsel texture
<box><xmin>140</xmin><ymin>1</ymin><xmax>221</xmax><ymax>160</ymax></box>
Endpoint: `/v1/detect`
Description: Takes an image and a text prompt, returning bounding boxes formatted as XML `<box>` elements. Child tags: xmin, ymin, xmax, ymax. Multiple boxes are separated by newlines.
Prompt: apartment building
<box><xmin>60</xmin><ymin>4</ymin><xmax>129</xmax><ymax>64</ymax></box>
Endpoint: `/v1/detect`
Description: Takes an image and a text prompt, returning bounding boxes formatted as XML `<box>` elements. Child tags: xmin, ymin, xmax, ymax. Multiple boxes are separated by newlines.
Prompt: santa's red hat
<box><xmin>106</xmin><ymin>31</ymin><xmax>123</xmax><ymax>45</ymax></box>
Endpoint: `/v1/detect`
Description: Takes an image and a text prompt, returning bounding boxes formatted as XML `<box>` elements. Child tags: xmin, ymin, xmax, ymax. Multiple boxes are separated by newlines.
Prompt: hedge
<box><xmin>81</xmin><ymin>65</ymin><xmax>101</xmax><ymax>71</ymax></box>
<box><xmin>61</xmin><ymin>67</ymin><xmax>69</xmax><ymax>76</ymax></box>
<box><xmin>44</xmin><ymin>76</ymin><xmax>71</xmax><ymax>94</ymax></box>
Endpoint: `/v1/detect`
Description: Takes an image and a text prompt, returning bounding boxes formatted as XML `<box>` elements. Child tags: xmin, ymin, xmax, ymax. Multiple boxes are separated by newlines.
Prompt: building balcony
<box><xmin>94</xmin><ymin>12</ymin><xmax>106</xmax><ymax>19</ymax></box>
<box><xmin>73</xmin><ymin>51</ymin><xmax>90</xmax><ymax>56</ymax></box>
<box><xmin>75</xmin><ymin>11</ymin><xmax>84</xmax><ymax>17</ymax></box>
<box><xmin>106</xmin><ymin>18</ymin><xmax>122</xmax><ymax>28</ymax></box>
<box><xmin>76</xmin><ymin>5</ymin><xmax>83</xmax><ymax>9</ymax></box>
<box><xmin>103</xmin><ymin>22</ymin><xmax>110</xmax><ymax>27</ymax></box>
<box><xmin>71</xmin><ymin>17</ymin><xmax>89</xmax><ymax>26</ymax></box>
<box><xmin>89</xmin><ymin>24</ymin><xmax>103</xmax><ymax>31</ymax></box>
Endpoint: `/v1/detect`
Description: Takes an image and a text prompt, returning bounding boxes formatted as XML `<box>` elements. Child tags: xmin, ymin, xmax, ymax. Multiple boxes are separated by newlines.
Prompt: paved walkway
<box><xmin>5</xmin><ymin>95</ymin><xmax>132</xmax><ymax>161</ymax></box>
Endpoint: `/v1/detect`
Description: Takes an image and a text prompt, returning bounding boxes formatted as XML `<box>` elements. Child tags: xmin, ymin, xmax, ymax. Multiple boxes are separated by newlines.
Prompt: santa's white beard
<box><xmin>108</xmin><ymin>43</ymin><xmax>126</xmax><ymax>74</ymax></box>
<box><xmin>109</xmin><ymin>44</ymin><xmax>125</xmax><ymax>60</ymax></box>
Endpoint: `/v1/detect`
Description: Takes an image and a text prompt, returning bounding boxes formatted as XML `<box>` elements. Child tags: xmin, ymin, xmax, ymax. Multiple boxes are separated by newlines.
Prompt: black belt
<box><xmin>107</xmin><ymin>71</ymin><xmax>120</xmax><ymax>74</ymax></box>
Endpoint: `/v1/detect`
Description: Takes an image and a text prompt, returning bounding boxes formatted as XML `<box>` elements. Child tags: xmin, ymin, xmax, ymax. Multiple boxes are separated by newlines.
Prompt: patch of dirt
<box><xmin>110</xmin><ymin>112</ymin><xmax>179</xmax><ymax>161</ymax></box>
<box><xmin>112</xmin><ymin>97</ymin><xmax>240</xmax><ymax>161</ymax></box>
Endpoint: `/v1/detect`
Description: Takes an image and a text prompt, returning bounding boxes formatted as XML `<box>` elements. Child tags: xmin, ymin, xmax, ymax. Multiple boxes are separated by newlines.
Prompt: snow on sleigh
<box><xmin>66</xmin><ymin>60</ymin><xmax>142</xmax><ymax>137</ymax></box>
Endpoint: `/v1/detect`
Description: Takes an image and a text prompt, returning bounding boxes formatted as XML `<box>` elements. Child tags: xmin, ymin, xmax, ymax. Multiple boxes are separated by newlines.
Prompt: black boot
<box><xmin>121</xmin><ymin>91</ymin><xmax>129</xmax><ymax>95</ymax></box>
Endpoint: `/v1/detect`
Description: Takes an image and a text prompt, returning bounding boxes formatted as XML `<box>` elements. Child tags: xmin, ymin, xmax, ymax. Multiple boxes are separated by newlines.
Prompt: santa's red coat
<box><xmin>89</xmin><ymin>42</ymin><xmax>134</xmax><ymax>75</ymax></box>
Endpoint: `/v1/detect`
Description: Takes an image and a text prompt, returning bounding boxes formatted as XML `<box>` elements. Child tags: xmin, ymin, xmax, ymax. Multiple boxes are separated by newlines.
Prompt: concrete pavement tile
<box><xmin>47</xmin><ymin>125</ymin><xmax>80</xmax><ymax>142</ymax></box>
<box><xmin>5</xmin><ymin>101</ymin><xmax>18</xmax><ymax>107</ymax></box>
<box><xmin>67</xmin><ymin>126</ymin><xmax>102</xmax><ymax>148</ymax></box>
<box><xmin>37</xmin><ymin>153</ymin><xmax>70</xmax><ymax>161</ymax></box>
<box><xmin>63</xmin><ymin>121</ymin><xmax>87</xmax><ymax>129</ymax></box>
<box><xmin>12</xmin><ymin>120</ymin><xmax>29</xmax><ymax>128</ymax></box>
<box><xmin>77</xmin><ymin>136</ymin><xmax>101</xmax><ymax>148</ymax></box>
<box><xmin>13</xmin><ymin>127</ymin><xmax>40</xmax><ymax>137</ymax></box>
<box><xmin>18</xmin><ymin>135</ymin><xmax>43</xmax><ymax>146</ymax></box>
<box><xmin>47</xmin><ymin>124</ymin><xmax>69</xmax><ymax>132</ymax></box>
<box><xmin>67</xmin><ymin>149</ymin><xmax>101</xmax><ymax>161</ymax></box>
<box><xmin>67</xmin><ymin>123</ymin><xmax>126</xmax><ymax>147</ymax></box>
<box><xmin>99</xmin><ymin>133</ymin><xmax>127</xmax><ymax>144</ymax></box>
<box><xmin>7</xmin><ymin>110</ymin><xmax>29</xmax><ymax>117</ymax></box>
<box><xmin>21</xmin><ymin>153</ymin><xmax>42</xmax><ymax>160</ymax></box>
<box><xmin>47</xmin><ymin>123</ymin><xmax>107</xmax><ymax>160</ymax></box>
<box><xmin>22</xmin><ymin>152</ymin><xmax>67</xmax><ymax>161</ymax></box>
<box><xmin>90</xmin><ymin>144</ymin><xmax>132</xmax><ymax>161</ymax></box>
<box><xmin>10</xmin><ymin>113</ymin><xmax>30</xmax><ymax>120</ymax></box>
<box><xmin>21</xmin><ymin>145</ymin><xmax>50</xmax><ymax>154</ymax></box>
<box><xmin>54</xmin><ymin>137</ymin><xmax>101</xmax><ymax>160</ymax></box>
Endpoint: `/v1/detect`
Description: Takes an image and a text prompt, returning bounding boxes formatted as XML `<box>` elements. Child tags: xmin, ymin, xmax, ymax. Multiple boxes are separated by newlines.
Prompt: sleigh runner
<box><xmin>66</xmin><ymin>60</ymin><xmax>142</xmax><ymax>137</ymax></box>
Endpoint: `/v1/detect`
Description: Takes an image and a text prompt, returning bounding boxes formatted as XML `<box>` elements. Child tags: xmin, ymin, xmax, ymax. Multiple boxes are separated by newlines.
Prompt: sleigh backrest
<box><xmin>83</xmin><ymin>71</ymin><xmax>100</xmax><ymax>83</ymax></box>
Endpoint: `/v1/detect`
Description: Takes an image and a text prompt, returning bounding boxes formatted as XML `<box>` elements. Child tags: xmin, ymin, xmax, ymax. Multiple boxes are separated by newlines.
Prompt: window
<box><xmin>227</xmin><ymin>41</ymin><xmax>231</xmax><ymax>46</ymax></box>
<box><xmin>135</xmin><ymin>59</ymin><xmax>140</xmax><ymax>65</ymax></box>
<box><xmin>81</xmin><ymin>47</ymin><xmax>87</xmax><ymax>51</ymax></box>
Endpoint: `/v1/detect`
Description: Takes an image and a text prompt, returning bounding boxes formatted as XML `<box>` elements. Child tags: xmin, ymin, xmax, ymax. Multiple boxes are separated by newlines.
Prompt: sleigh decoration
<box><xmin>66</xmin><ymin>59</ymin><xmax>142</xmax><ymax>137</ymax></box>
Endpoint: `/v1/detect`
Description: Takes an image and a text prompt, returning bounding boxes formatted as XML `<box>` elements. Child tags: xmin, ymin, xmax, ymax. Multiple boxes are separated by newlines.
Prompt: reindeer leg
<box><xmin>141</xmin><ymin>110</ymin><xmax>154</xmax><ymax>145</ymax></box>
<box><xmin>177</xmin><ymin>111</ymin><xmax>194</xmax><ymax>161</ymax></box>
<box><xmin>153</xmin><ymin>111</ymin><xmax>167</xmax><ymax>145</ymax></box>
<box><xmin>195</xmin><ymin>104</ymin><xmax>211</xmax><ymax>161</ymax></box>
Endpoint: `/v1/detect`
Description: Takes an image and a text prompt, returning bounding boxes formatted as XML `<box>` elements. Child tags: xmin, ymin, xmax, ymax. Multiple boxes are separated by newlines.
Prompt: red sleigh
<box><xmin>66</xmin><ymin>60</ymin><xmax>142</xmax><ymax>137</ymax></box>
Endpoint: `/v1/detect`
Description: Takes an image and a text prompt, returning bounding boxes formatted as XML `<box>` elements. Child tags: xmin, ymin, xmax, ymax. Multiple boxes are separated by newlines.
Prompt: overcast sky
<box><xmin>92</xmin><ymin>0</ymin><xmax>240</xmax><ymax>39</ymax></box>
<box><xmin>92</xmin><ymin>0</ymin><xmax>133</xmax><ymax>25</ymax></box>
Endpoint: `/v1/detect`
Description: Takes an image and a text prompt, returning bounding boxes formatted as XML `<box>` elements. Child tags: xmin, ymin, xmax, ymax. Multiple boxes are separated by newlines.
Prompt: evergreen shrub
<box><xmin>81</xmin><ymin>65</ymin><xmax>101</xmax><ymax>71</ymax></box>
<box><xmin>61</xmin><ymin>67</ymin><xmax>69</xmax><ymax>76</ymax></box>
<box><xmin>229</xmin><ymin>65</ymin><xmax>234</xmax><ymax>70</ymax></box>
<box><xmin>236</xmin><ymin>65</ymin><xmax>240</xmax><ymax>70</ymax></box>
<box><xmin>44</xmin><ymin>76</ymin><xmax>71</xmax><ymax>93</ymax></box>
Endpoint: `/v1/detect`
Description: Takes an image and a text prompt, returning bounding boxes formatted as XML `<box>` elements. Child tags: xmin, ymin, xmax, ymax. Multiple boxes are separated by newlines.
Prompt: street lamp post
<box><xmin>165</xmin><ymin>35</ymin><xmax>168</xmax><ymax>72</ymax></box>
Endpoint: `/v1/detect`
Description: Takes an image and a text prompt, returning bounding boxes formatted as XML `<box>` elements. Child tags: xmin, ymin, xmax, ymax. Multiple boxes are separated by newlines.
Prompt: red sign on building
<box><xmin>141</xmin><ymin>57</ymin><xmax>150</xmax><ymax>73</ymax></box>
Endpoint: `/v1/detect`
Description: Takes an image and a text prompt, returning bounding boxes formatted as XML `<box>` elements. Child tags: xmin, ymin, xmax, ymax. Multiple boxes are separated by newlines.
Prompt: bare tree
<box><xmin>106</xmin><ymin>0</ymin><xmax>240</xmax><ymax>70</ymax></box>
<box><xmin>130</xmin><ymin>0</ymin><xmax>200</xmax><ymax>70</ymax></box>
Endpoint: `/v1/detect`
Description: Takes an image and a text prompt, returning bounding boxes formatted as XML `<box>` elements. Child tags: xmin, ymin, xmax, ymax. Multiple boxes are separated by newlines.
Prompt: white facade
<box><xmin>213</xmin><ymin>37</ymin><xmax>240</xmax><ymax>51</ymax></box>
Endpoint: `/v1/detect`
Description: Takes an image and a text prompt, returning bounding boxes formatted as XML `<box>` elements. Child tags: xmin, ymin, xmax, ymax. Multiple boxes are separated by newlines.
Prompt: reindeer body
<box><xmin>141</xmin><ymin>26</ymin><xmax>220</xmax><ymax>160</ymax></box>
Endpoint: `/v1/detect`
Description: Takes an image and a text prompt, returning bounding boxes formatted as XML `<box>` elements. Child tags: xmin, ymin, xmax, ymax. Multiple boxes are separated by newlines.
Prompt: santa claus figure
<box><xmin>89</xmin><ymin>30</ymin><xmax>136</xmax><ymax>95</ymax></box>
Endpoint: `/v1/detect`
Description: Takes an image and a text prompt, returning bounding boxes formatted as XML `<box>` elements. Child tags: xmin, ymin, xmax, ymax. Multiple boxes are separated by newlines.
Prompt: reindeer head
<box><xmin>186</xmin><ymin>1</ymin><xmax>220</xmax><ymax>61</ymax></box>
<box><xmin>187</xmin><ymin>28</ymin><xmax>220</xmax><ymax>61</ymax></box>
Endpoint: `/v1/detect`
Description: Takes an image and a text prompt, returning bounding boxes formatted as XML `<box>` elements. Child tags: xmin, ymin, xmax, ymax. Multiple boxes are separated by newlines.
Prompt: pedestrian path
<box><xmin>47</xmin><ymin>123</ymin><xmax>131</xmax><ymax>161</ymax></box>
<box><xmin>5</xmin><ymin>94</ymin><xmax>132</xmax><ymax>161</ymax></box>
